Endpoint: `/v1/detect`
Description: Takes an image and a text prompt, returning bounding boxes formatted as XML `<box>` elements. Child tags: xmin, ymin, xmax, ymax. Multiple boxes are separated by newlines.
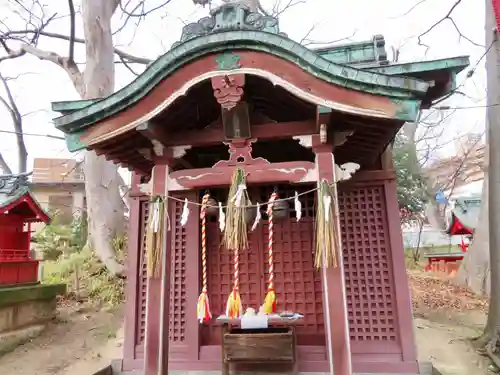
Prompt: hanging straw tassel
<box><xmin>314</xmin><ymin>180</ymin><xmax>339</xmax><ymax>269</ymax></box>
<box><xmin>222</xmin><ymin>168</ymin><xmax>250</xmax><ymax>251</ymax></box>
<box><xmin>263</xmin><ymin>192</ymin><xmax>278</xmax><ymax>315</ymax></box>
<box><xmin>146</xmin><ymin>197</ymin><xmax>165</xmax><ymax>278</ymax></box>
<box><xmin>225</xmin><ymin>247</ymin><xmax>242</xmax><ymax>318</ymax></box>
<box><xmin>197</xmin><ymin>193</ymin><xmax>212</xmax><ymax>323</ymax></box>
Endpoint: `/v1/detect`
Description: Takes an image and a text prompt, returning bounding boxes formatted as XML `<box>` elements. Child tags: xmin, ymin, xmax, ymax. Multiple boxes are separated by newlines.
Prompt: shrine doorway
<box><xmin>200</xmin><ymin>184</ymin><xmax>326</xmax><ymax>347</ymax></box>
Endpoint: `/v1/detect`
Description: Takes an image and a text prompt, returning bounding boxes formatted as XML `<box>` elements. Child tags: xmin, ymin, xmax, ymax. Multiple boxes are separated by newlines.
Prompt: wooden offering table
<box><xmin>216</xmin><ymin>316</ymin><xmax>303</xmax><ymax>375</ymax></box>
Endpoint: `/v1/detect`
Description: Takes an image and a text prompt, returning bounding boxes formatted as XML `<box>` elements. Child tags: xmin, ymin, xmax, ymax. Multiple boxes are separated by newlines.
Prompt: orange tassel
<box><xmin>263</xmin><ymin>288</ymin><xmax>277</xmax><ymax>315</ymax></box>
<box><xmin>225</xmin><ymin>289</ymin><xmax>242</xmax><ymax>318</ymax></box>
<box><xmin>197</xmin><ymin>292</ymin><xmax>212</xmax><ymax>323</ymax></box>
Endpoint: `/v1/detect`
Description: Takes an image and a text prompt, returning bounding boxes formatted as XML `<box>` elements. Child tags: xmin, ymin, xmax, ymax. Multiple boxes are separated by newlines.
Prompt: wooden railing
<box><xmin>0</xmin><ymin>249</ymin><xmax>39</xmax><ymax>285</ymax></box>
<box><xmin>0</xmin><ymin>249</ymin><xmax>30</xmax><ymax>262</ymax></box>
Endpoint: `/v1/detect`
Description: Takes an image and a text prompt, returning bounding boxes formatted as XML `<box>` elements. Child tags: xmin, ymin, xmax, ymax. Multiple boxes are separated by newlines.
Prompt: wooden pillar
<box><xmin>314</xmin><ymin>139</ymin><xmax>352</xmax><ymax>375</ymax></box>
<box><xmin>382</xmin><ymin>145</ymin><xmax>418</xmax><ymax>370</ymax></box>
<box><xmin>143</xmin><ymin>164</ymin><xmax>170</xmax><ymax>375</ymax></box>
<box><xmin>123</xmin><ymin>172</ymin><xmax>143</xmax><ymax>366</ymax></box>
<box><xmin>158</xmin><ymin>166</ymin><xmax>173</xmax><ymax>375</ymax></box>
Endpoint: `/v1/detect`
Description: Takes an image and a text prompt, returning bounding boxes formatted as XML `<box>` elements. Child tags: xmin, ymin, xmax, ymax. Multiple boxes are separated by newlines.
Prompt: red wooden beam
<box><xmin>151</xmin><ymin>120</ymin><xmax>316</xmax><ymax>147</ymax></box>
<box><xmin>168</xmin><ymin>160</ymin><xmax>316</xmax><ymax>191</ymax></box>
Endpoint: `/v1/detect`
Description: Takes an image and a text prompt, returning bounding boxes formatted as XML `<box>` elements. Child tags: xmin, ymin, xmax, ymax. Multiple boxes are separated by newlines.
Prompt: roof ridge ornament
<box><xmin>173</xmin><ymin>3</ymin><xmax>286</xmax><ymax>48</ymax></box>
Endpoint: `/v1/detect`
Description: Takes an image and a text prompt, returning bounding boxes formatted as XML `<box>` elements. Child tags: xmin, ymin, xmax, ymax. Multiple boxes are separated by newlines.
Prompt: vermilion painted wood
<box><xmin>122</xmin><ymin>194</ymin><xmax>142</xmax><ymax>366</ymax></box>
<box><xmin>168</xmin><ymin>161</ymin><xmax>316</xmax><ymax>191</ymax></box>
<box><xmin>143</xmin><ymin>164</ymin><xmax>167</xmax><ymax>375</ymax></box>
<box><xmin>383</xmin><ymin>178</ymin><xmax>419</xmax><ymax>370</ymax></box>
<box><xmin>0</xmin><ymin>198</ymin><xmax>47</xmax><ymax>286</ymax></box>
<box><xmin>0</xmin><ymin>261</ymin><xmax>38</xmax><ymax>285</ymax></box>
<box><xmin>0</xmin><ymin>194</ymin><xmax>50</xmax><ymax>222</ymax></box>
<box><xmin>315</xmin><ymin>144</ymin><xmax>352</xmax><ymax>375</ymax></box>
<box><xmin>80</xmin><ymin>52</ymin><xmax>400</xmax><ymax>146</ymax></box>
<box><xmin>157</xmin><ymin>120</ymin><xmax>316</xmax><ymax>147</ymax></box>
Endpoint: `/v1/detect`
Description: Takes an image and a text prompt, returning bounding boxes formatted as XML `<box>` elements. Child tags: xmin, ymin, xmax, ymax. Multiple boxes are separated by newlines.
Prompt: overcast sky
<box><xmin>0</xmin><ymin>0</ymin><xmax>486</xmax><ymax>178</ymax></box>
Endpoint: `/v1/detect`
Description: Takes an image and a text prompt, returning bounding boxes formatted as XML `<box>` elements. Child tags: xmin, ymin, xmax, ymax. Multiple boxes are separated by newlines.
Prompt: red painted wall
<box><xmin>120</xmin><ymin>176</ymin><xmax>417</xmax><ymax>374</ymax></box>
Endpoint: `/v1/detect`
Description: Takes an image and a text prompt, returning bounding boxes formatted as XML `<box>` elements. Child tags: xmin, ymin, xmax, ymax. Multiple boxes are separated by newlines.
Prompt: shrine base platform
<box><xmin>0</xmin><ymin>283</ymin><xmax>66</xmax><ymax>353</ymax></box>
<box><xmin>105</xmin><ymin>360</ymin><xmax>435</xmax><ymax>375</ymax></box>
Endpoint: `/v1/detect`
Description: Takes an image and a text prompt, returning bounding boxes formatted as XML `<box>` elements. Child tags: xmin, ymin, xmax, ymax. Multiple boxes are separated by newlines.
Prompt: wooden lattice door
<box><xmin>201</xmin><ymin>185</ymin><xmax>325</xmax><ymax>347</ymax></box>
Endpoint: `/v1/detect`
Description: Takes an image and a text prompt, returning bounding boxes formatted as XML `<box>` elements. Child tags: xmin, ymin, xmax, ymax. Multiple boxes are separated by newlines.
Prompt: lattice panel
<box><xmin>201</xmin><ymin>222</ymin><xmax>262</xmax><ymax>345</ymax></box>
<box><xmin>258</xmin><ymin>185</ymin><xmax>324</xmax><ymax>345</ymax></box>
<box><xmin>168</xmin><ymin>198</ymin><xmax>188</xmax><ymax>343</ymax></box>
<box><xmin>136</xmin><ymin>199</ymin><xmax>149</xmax><ymax>344</ymax></box>
<box><xmin>202</xmin><ymin>185</ymin><xmax>323</xmax><ymax>346</ymax></box>
<box><xmin>338</xmin><ymin>185</ymin><xmax>398</xmax><ymax>344</ymax></box>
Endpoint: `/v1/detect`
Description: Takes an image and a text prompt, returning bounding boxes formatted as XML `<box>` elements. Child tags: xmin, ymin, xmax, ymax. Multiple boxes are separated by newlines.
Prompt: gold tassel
<box><xmin>146</xmin><ymin>196</ymin><xmax>165</xmax><ymax>278</ymax></box>
<box><xmin>314</xmin><ymin>181</ymin><xmax>339</xmax><ymax>269</ymax></box>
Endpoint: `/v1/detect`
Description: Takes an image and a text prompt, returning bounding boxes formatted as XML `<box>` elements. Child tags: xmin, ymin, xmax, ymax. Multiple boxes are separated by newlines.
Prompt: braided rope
<box><xmin>200</xmin><ymin>194</ymin><xmax>209</xmax><ymax>293</ymax></box>
<box><xmin>267</xmin><ymin>192</ymin><xmax>277</xmax><ymax>291</ymax></box>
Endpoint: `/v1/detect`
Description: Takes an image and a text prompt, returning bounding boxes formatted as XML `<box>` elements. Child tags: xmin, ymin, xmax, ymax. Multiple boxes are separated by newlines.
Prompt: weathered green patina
<box><xmin>0</xmin><ymin>283</ymin><xmax>66</xmax><ymax>308</ymax></box>
<box><xmin>0</xmin><ymin>173</ymin><xmax>49</xmax><ymax>221</ymax></box>
<box><xmin>51</xmin><ymin>3</ymin><xmax>469</xmax><ymax>153</ymax></box>
<box><xmin>214</xmin><ymin>53</ymin><xmax>241</xmax><ymax>70</ymax></box>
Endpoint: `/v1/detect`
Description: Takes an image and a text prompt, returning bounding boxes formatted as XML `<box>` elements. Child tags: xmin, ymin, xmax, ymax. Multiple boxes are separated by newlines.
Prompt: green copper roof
<box><xmin>0</xmin><ymin>173</ymin><xmax>50</xmax><ymax>221</ymax></box>
<box><xmin>51</xmin><ymin>3</ymin><xmax>468</xmax><ymax>139</ymax></box>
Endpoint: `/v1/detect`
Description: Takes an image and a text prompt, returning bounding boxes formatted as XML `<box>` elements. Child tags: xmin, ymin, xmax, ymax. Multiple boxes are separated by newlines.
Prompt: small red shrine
<box><xmin>51</xmin><ymin>4</ymin><xmax>469</xmax><ymax>375</ymax></box>
<box><xmin>425</xmin><ymin>195</ymin><xmax>480</xmax><ymax>275</ymax></box>
<box><xmin>0</xmin><ymin>172</ymin><xmax>50</xmax><ymax>286</ymax></box>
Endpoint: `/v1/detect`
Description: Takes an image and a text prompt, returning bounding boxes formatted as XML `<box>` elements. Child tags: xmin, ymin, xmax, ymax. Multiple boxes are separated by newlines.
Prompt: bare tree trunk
<box><xmin>455</xmin><ymin>0</ymin><xmax>496</xmax><ymax>298</ymax></box>
<box><xmin>453</xmin><ymin>175</ymin><xmax>490</xmax><ymax>294</ymax></box>
<box><xmin>80</xmin><ymin>0</ymin><xmax>125</xmax><ymax>276</ymax></box>
<box><xmin>17</xmin><ymin>137</ymin><xmax>27</xmax><ymax>173</ymax></box>
<box><xmin>471</xmin><ymin>0</ymin><xmax>500</xmax><ymax>360</ymax></box>
<box><xmin>402</xmin><ymin>121</ymin><xmax>447</xmax><ymax>229</ymax></box>
<box><xmin>0</xmin><ymin>73</ymin><xmax>28</xmax><ymax>173</ymax></box>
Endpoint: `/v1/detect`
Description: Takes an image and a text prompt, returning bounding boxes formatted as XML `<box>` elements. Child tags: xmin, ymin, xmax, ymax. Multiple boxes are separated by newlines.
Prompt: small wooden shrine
<box><xmin>425</xmin><ymin>195</ymin><xmax>481</xmax><ymax>275</ymax></box>
<box><xmin>0</xmin><ymin>172</ymin><xmax>50</xmax><ymax>286</ymax></box>
<box><xmin>51</xmin><ymin>4</ymin><xmax>468</xmax><ymax>375</ymax></box>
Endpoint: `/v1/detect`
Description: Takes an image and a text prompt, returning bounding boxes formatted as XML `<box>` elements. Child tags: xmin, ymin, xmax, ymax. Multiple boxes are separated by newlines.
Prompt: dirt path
<box><xmin>0</xmin><ymin>304</ymin><xmax>123</xmax><ymax>375</ymax></box>
<box><xmin>415</xmin><ymin>316</ymin><xmax>486</xmax><ymax>375</ymax></box>
<box><xmin>0</xmin><ymin>269</ymin><xmax>491</xmax><ymax>375</ymax></box>
<box><xmin>0</xmin><ymin>308</ymin><xmax>488</xmax><ymax>375</ymax></box>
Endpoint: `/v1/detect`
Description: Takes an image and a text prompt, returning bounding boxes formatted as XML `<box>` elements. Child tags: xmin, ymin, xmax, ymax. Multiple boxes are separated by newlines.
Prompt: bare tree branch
<box><xmin>0</xmin><ymin>72</ymin><xmax>27</xmax><ymax>172</ymax></box>
<box><xmin>417</xmin><ymin>0</ymin><xmax>482</xmax><ymax>53</ymax></box>
<box><xmin>258</xmin><ymin>0</ymin><xmax>305</xmax><ymax>18</ymax></box>
<box><xmin>303</xmin><ymin>29</ymin><xmax>357</xmax><ymax>47</ymax></box>
<box><xmin>119</xmin><ymin>0</ymin><xmax>172</xmax><ymax>17</ymax></box>
<box><xmin>389</xmin><ymin>0</ymin><xmax>429</xmax><ymax>19</ymax></box>
<box><xmin>0</xmin><ymin>151</ymin><xmax>13</xmax><ymax>175</ymax></box>
<box><xmin>1</xmin><ymin>29</ymin><xmax>152</xmax><ymax>64</ymax></box>
<box><xmin>67</xmin><ymin>0</ymin><xmax>76</xmax><ymax>63</ymax></box>
<box><xmin>117</xmin><ymin>53</ymin><xmax>141</xmax><ymax>76</ymax></box>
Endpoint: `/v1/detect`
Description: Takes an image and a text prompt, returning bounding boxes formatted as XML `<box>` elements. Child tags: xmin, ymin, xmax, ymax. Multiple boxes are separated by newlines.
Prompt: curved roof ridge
<box><xmin>53</xmin><ymin>5</ymin><xmax>430</xmax><ymax>133</ymax></box>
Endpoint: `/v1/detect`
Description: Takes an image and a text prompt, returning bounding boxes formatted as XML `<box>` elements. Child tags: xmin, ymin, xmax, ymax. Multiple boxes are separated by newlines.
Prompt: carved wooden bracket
<box><xmin>211</xmin><ymin>74</ymin><xmax>245</xmax><ymax>110</ymax></box>
<box><xmin>213</xmin><ymin>139</ymin><xmax>269</xmax><ymax>167</ymax></box>
<box><xmin>168</xmin><ymin>161</ymin><xmax>316</xmax><ymax>191</ymax></box>
<box><xmin>334</xmin><ymin>162</ymin><xmax>360</xmax><ymax>182</ymax></box>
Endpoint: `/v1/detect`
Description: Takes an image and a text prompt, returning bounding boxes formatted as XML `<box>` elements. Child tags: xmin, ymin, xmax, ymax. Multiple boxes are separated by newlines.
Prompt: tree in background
<box><xmin>393</xmin><ymin>133</ymin><xmax>428</xmax><ymax>224</ymax></box>
<box><xmin>0</xmin><ymin>0</ymin><xmax>306</xmax><ymax>276</ymax></box>
<box><xmin>0</xmin><ymin>0</ymin><xmax>168</xmax><ymax>276</ymax></box>
<box><xmin>0</xmin><ymin>73</ymin><xmax>27</xmax><ymax>174</ymax></box>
